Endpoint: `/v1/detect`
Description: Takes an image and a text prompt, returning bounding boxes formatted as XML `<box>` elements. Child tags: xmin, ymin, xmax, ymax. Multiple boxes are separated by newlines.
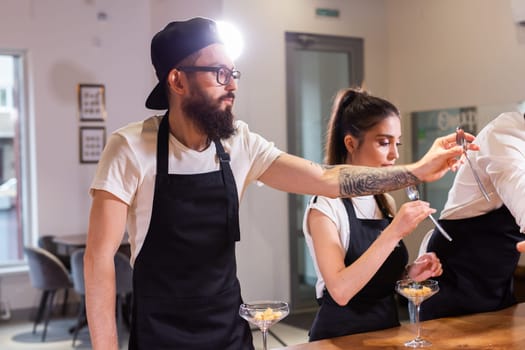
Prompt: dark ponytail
<box><xmin>325</xmin><ymin>87</ymin><xmax>400</xmax><ymax>217</ymax></box>
<box><xmin>325</xmin><ymin>89</ymin><xmax>358</xmax><ymax>165</ymax></box>
<box><xmin>325</xmin><ymin>87</ymin><xmax>399</xmax><ymax>165</ymax></box>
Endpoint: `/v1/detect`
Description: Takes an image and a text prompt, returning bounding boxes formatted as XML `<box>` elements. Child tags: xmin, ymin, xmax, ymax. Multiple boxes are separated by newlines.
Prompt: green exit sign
<box><xmin>316</xmin><ymin>8</ymin><xmax>340</xmax><ymax>18</ymax></box>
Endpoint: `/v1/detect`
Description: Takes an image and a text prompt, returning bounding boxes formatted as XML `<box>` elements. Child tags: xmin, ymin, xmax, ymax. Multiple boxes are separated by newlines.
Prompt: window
<box><xmin>0</xmin><ymin>88</ymin><xmax>6</xmax><ymax>107</ymax></box>
<box><xmin>0</xmin><ymin>52</ymin><xmax>29</xmax><ymax>266</ymax></box>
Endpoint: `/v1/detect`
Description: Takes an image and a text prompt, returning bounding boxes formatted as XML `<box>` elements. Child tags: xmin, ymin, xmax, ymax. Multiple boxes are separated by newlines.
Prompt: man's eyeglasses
<box><xmin>177</xmin><ymin>66</ymin><xmax>241</xmax><ymax>86</ymax></box>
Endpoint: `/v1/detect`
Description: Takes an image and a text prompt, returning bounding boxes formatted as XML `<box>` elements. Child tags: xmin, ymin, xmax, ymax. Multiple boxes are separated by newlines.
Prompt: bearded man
<box><xmin>84</xmin><ymin>17</ymin><xmax>475</xmax><ymax>350</ymax></box>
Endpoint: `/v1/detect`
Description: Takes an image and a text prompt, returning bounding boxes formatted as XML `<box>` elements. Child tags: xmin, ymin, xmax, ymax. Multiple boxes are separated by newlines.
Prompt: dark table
<box><xmin>53</xmin><ymin>233</ymin><xmax>130</xmax><ymax>256</ymax></box>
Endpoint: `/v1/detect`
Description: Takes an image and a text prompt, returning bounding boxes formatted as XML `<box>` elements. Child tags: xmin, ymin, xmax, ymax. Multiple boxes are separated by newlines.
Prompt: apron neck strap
<box><xmin>156</xmin><ymin>112</ymin><xmax>170</xmax><ymax>175</ymax></box>
<box><xmin>213</xmin><ymin>139</ymin><xmax>241</xmax><ymax>242</ymax></box>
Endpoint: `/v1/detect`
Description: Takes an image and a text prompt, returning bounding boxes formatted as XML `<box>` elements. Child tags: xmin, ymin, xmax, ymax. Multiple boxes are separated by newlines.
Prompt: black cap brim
<box><xmin>145</xmin><ymin>80</ymin><xmax>168</xmax><ymax>110</ymax></box>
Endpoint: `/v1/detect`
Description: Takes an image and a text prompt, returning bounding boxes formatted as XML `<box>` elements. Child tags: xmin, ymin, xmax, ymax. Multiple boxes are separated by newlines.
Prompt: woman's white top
<box><xmin>303</xmin><ymin>194</ymin><xmax>394</xmax><ymax>298</ymax></box>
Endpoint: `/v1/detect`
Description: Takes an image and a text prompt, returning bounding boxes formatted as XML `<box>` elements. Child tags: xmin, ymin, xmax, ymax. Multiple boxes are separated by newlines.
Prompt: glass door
<box><xmin>285</xmin><ymin>32</ymin><xmax>364</xmax><ymax>310</ymax></box>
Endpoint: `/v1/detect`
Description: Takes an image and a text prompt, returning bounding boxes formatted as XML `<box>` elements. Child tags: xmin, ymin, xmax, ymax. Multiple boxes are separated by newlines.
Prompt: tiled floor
<box><xmin>0</xmin><ymin>316</ymin><xmax>309</xmax><ymax>350</ymax></box>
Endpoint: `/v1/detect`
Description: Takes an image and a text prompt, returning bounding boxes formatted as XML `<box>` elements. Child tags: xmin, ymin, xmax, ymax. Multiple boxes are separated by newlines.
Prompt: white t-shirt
<box><xmin>90</xmin><ymin>115</ymin><xmax>283</xmax><ymax>265</ymax></box>
<box><xmin>440</xmin><ymin>112</ymin><xmax>525</xmax><ymax>228</ymax></box>
<box><xmin>420</xmin><ymin>112</ymin><xmax>525</xmax><ymax>252</ymax></box>
<box><xmin>302</xmin><ymin>194</ymin><xmax>395</xmax><ymax>298</ymax></box>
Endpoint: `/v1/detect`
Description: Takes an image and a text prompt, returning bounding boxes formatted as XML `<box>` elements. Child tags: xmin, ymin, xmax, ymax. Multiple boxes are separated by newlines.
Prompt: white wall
<box><xmin>0</xmin><ymin>0</ymin><xmax>152</xmax><ymax>310</ymax></box>
<box><xmin>1</xmin><ymin>0</ymin><xmax>524</xmax><ymax>313</ymax></box>
<box><xmin>386</xmin><ymin>0</ymin><xmax>525</xmax><ymax>112</ymax></box>
<box><xmin>384</xmin><ymin>0</ymin><xmax>525</xmax><ymax>259</ymax></box>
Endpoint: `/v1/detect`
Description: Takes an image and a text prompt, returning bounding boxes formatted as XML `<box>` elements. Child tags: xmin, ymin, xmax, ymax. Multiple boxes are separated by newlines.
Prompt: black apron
<box><xmin>129</xmin><ymin>114</ymin><xmax>253</xmax><ymax>349</ymax></box>
<box><xmin>420</xmin><ymin>205</ymin><xmax>522</xmax><ymax>321</ymax></box>
<box><xmin>309</xmin><ymin>197</ymin><xmax>408</xmax><ymax>341</ymax></box>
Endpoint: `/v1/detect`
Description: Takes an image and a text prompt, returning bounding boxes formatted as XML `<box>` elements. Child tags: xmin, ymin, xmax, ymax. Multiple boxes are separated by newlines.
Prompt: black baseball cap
<box><xmin>145</xmin><ymin>17</ymin><xmax>223</xmax><ymax>110</ymax></box>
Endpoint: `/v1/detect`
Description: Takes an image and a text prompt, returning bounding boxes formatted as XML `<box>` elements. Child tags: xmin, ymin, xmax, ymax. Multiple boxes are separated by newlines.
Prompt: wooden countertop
<box><xmin>275</xmin><ymin>303</ymin><xmax>525</xmax><ymax>349</ymax></box>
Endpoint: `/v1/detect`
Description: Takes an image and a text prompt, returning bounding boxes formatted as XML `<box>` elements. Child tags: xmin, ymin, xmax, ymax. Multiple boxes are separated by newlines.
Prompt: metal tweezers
<box><xmin>456</xmin><ymin>127</ymin><xmax>491</xmax><ymax>202</ymax></box>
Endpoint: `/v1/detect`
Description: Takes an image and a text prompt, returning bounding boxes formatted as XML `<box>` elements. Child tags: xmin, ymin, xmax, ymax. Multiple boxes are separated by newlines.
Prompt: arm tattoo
<box><xmin>339</xmin><ymin>166</ymin><xmax>420</xmax><ymax>197</ymax></box>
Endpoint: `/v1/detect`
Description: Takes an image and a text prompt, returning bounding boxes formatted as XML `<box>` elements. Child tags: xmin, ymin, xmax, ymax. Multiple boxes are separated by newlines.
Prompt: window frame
<box><xmin>0</xmin><ymin>49</ymin><xmax>36</xmax><ymax>269</ymax></box>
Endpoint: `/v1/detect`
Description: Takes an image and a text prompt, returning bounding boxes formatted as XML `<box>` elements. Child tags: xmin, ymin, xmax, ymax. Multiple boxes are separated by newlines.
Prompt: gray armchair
<box><xmin>37</xmin><ymin>235</ymin><xmax>71</xmax><ymax>270</ymax></box>
<box><xmin>114</xmin><ymin>251</ymin><xmax>133</xmax><ymax>331</ymax></box>
<box><xmin>70</xmin><ymin>248</ymin><xmax>86</xmax><ymax>347</ymax></box>
<box><xmin>24</xmin><ymin>246</ymin><xmax>73</xmax><ymax>342</ymax></box>
<box><xmin>37</xmin><ymin>235</ymin><xmax>70</xmax><ymax>315</ymax></box>
<box><xmin>70</xmin><ymin>249</ymin><xmax>133</xmax><ymax>347</ymax></box>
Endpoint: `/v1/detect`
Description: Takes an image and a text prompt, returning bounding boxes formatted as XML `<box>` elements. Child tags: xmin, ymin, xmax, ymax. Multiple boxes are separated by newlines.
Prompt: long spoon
<box><xmin>405</xmin><ymin>185</ymin><xmax>453</xmax><ymax>242</ymax></box>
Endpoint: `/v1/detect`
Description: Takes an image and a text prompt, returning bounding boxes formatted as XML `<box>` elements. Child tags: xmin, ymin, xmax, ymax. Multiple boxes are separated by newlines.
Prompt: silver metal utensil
<box><xmin>455</xmin><ymin>127</ymin><xmax>491</xmax><ymax>202</ymax></box>
<box><xmin>405</xmin><ymin>185</ymin><xmax>453</xmax><ymax>242</ymax></box>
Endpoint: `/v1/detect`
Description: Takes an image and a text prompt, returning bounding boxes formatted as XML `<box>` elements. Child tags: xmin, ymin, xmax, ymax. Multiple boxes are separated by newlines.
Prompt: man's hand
<box><xmin>409</xmin><ymin>131</ymin><xmax>478</xmax><ymax>183</ymax></box>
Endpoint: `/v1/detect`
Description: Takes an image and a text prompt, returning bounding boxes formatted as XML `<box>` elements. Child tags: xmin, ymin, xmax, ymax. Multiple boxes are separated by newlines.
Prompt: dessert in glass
<box><xmin>239</xmin><ymin>301</ymin><xmax>289</xmax><ymax>350</ymax></box>
<box><xmin>396</xmin><ymin>279</ymin><xmax>439</xmax><ymax>347</ymax></box>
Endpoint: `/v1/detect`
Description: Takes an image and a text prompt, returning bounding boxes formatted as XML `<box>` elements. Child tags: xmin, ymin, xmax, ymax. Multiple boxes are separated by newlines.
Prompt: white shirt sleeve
<box><xmin>440</xmin><ymin>112</ymin><xmax>525</xmax><ymax>233</ymax></box>
<box><xmin>302</xmin><ymin>195</ymin><xmax>382</xmax><ymax>298</ymax></box>
<box><xmin>235</xmin><ymin>121</ymin><xmax>283</xmax><ymax>183</ymax></box>
<box><xmin>477</xmin><ymin>112</ymin><xmax>525</xmax><ymax>232</ymax></box>
<box><xmin>90</xmin><ymin>132</ymin><xmax>142</xmax><ymax>205</ymax></box>
<box><xmin>302</xmin><ymin>196</ymin><xmax>349</xmax><ymax>298</ymax></box>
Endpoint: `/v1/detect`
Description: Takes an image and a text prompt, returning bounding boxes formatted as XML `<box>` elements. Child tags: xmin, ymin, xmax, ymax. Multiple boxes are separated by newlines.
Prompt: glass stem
<box><xmin>262</xmin><ymin>330</ymin><xmax>268</xmax><ymax>350</ymax></box>
<box><xmin>415</xmin><ymin>303</ymin><xmax>421</xmax><ymax>340</ymax></box>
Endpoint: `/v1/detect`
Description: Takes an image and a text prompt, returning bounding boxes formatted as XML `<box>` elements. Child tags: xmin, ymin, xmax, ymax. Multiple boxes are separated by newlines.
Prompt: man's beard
<box><xmin>181</xmin><ymin>85</ymin><xmax>236</xmax><ymax>140</ymax></box>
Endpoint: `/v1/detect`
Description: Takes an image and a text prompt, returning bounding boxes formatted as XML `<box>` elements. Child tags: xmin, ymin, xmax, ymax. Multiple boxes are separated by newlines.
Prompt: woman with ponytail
<box><xmin>303</xmin><ymin>88</ymin><xmax>443</xmax><ymax>340</ymax></box>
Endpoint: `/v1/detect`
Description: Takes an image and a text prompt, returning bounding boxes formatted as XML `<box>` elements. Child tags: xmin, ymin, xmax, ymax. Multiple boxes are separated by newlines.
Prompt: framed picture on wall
<box><xmin>79</xmin><ymin>126</ymin><xmax>106</xmax><ymax>163</ymax></box>
<box><xmin>78</xmin><ymin>84</ymin><xmax>106</xmax><ymax>121</ymax></box>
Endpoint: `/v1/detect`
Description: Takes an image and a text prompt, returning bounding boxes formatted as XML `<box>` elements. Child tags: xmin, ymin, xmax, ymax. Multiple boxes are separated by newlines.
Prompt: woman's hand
<box><xmin>407</xmin><ymin>252</ymin><xmax>443</xmax><ymax>282</ymax></box>
<box><xmin>517</xmin><ymin>241</ymin><xmax>525</xmax><ymax>253</ymax></box>
<box><xmin>386</xmin><ymin>201</ymin><xmax>436</xmax><ymax>240</ymax></box>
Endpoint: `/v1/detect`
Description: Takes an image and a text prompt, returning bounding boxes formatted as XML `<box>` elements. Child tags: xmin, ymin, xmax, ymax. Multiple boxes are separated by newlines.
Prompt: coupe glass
<box><xmin>239</xmin><ymin>300</ymin><xmax>289</xmax><ymax>350</ymax></box>
<box><xmin>396</xmin><ymin>279</ymin><xmax>439</xmax><ymax>347</ymax></box>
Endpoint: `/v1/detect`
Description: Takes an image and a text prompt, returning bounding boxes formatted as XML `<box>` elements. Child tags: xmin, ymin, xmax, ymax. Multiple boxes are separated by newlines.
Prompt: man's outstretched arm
<box><xmin>259</xmin><ymin>131</ymin><xmax>477</xmax><ymax>197</ymax></box>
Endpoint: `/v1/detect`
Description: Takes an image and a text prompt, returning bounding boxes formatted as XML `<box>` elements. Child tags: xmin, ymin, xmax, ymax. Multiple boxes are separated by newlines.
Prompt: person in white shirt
<box><xmin>303</xmin><ymin>88</ymin><xmax>443</xmax><ymax>341</ymax></box>
<box><xmin>420</xmin><ymin>111</ymin><xmax>525</xmax><ymax>321</ymax></box>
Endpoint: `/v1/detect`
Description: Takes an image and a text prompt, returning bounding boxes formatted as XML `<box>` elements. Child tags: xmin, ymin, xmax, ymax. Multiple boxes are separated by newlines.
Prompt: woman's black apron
<box><xmin>129</xmin><ymin>114</ymin><xmax>253</xmax><ymax>349</ymax></box>
<box><xmin>309</xmin><ymin>197</ymin><xmax>408</xmax><ymax>341</ymax></box>
<box><xmin>420</xmin><ymin>205</ymin><xmax>521</xmax><ymax>321</ymax></box>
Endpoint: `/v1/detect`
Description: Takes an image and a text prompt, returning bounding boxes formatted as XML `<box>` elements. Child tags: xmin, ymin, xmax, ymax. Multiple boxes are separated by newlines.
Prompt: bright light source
<box><xmin>216</xmin><ymin>21</ymin><xmax>243</xmax><ymax>61</ymax></box>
